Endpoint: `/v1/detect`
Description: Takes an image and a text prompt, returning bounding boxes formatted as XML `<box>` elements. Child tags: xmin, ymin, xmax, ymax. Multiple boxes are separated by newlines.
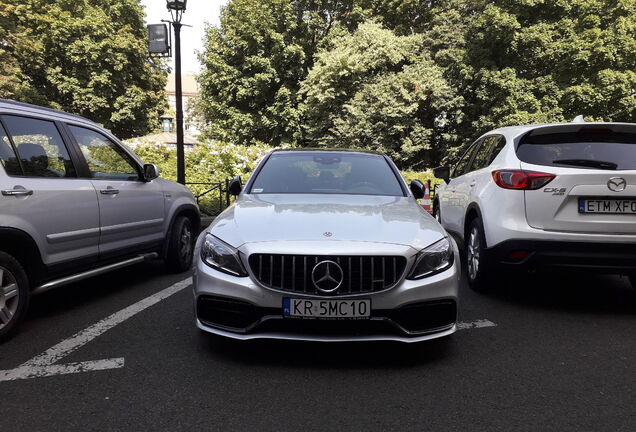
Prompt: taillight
<box><xmin>492</xmin><ymin>170</ymin><xmax>555</xmax><ymax>190</ymax></box>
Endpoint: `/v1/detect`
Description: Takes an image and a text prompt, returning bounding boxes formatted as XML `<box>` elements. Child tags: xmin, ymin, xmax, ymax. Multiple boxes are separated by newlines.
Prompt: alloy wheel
<box><xmin>466</xmin><ymin>227</ymin><xmax>481</xmax><ymax>281</ymax></box>
<box><xmin>0</xmin><ymin>266</ymin><xmax>19</xmax><ymax>330</ymax></box>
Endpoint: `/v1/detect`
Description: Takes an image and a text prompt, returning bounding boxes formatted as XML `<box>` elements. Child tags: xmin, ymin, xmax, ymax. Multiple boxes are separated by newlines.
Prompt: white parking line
<box><xmin>457</xmin><ymin>319</ymin><xmax>497</xmax><ymax>330</ymax></box>
<box><xmin>0</xmin><ymin>277</ymin><xmax>192</xmax><ymax>382</ymax></box>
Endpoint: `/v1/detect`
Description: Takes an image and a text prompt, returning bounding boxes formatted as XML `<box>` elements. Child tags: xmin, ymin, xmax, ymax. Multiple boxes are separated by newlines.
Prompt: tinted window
<box><xmin>487</xmin><ymin>136</ymin><xmax>506</xmax><ymax>165</ymax></box>
<box><xmin>2</xmin><ymin>115</ymin><xmax>76</xmax><ymax>178</ymax></box>
<box><xmin>453</xmin><ymin>141</ymin><xmax>480</xmax><ymax>177</ymax></box>
<box><xmin>0</xmin><ymin>122</ymin><xmax>21</xmax><ymax>176</ymax></box>
<box><xmin>472</xmin><ymin>136</ymin><xmax>497</xmax><ymax>171</ymax></box>
<box><xmin>69</xmin><ymin>126</ymin><xmax>139</xmax><ymax>180</ymax></box>
<box><xmin>517</xmin><ymin>129</ymin><xmax>636</xmax><ymax>170</ymax></box>
<box><xmin>250</xmin><ymin>152</ymin><xmax>404</xmax><ymax>196</ymax></box>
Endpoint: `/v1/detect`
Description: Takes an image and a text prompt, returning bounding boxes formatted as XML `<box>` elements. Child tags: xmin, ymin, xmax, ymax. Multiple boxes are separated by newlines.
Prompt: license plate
<box><xmin>283</xmin><ymin>298</ymin><xmax>370</xmax><ymax>319</ymax></box>
<box><xmin>579</xmin><ymin>198</ymin><xmax>636</xmax><ymax>214</ymax></box>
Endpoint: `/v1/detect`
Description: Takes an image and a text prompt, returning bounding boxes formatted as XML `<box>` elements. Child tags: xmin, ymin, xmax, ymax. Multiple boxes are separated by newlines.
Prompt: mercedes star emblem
<box><xmin>607</xmin><ymin>177</ymin><xmax>627</xmax><ymax>192</ymax></box>
<box><xmin>311</xmin><ymin>260</ymin><xmax>344</xmax><ymax>293</ymax></box>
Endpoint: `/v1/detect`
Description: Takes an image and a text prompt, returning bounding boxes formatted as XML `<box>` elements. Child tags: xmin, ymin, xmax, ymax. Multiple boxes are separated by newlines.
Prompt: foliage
<box><xmin>299</xmin><ymin>22</ymin><xmax>463</xmax><ymax>168</ymax></box>
<box><xmin>196</xmin><ymin>0</ymin><xmax>636</xmax><ymax>169</ymax></box>
<box><xmin>0</xmin><ymin>0</ymin><xmax>167</xmax><ymax>139</ymax></box>
<box><xmin>125</xmin><ymin>138</ymin><xmax>277</xmax><ymax>213</ymax></box>
<box><xmin>195</xmin><ymin>0</ymin><xmax>371</xmax><ymax>147</ymax></box>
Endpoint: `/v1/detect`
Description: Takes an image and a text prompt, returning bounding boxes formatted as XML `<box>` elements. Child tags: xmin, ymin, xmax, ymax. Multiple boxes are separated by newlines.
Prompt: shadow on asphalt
<box><xmin>197</xmin><ymin>332</ymin><xmax>456</xmax><ymax>370</ymax></box>
<box><xmin>475</xmin><ymin>271</ymin><xmax>636</xmax><ymax>315</ymax></box>
<box><xmin>26</xmin><ymin>260</ymin><xmax>182</xmax><ymax>322</ymax></box>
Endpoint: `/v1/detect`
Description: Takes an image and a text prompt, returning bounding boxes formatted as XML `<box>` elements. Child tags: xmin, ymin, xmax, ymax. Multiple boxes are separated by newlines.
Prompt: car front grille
<box><xmin>247</xmin><ymin>254</ymin><xmax>408</xmax><ymax>295</ymax></box>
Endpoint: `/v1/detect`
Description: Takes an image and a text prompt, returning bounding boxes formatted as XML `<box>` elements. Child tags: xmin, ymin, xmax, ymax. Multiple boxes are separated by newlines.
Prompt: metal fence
<box><xmin>185</xmin><ymin>178</ymin><xmax>233</xmax><ymax>216</ymax></box>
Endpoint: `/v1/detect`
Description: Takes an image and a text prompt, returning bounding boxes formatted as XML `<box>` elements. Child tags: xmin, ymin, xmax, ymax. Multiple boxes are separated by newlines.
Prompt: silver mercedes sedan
<box><xmin>193</xmin><ymin>150</ymin><xmax>460</xmax><ymax>342</ymax></box>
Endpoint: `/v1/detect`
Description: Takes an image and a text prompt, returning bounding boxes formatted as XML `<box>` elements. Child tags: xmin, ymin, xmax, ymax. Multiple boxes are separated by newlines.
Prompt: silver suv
<box><xmin>0</xmin><ymin>99</ymin><xmax>200</xmax><ymax>341</ymax></box>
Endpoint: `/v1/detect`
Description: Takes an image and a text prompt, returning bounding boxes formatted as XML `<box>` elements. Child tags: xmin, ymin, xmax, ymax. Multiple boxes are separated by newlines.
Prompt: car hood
<box><xmin>208</xmin><ymin>194</ymin><xmax>446</xmax><ymax>250</ymax></box>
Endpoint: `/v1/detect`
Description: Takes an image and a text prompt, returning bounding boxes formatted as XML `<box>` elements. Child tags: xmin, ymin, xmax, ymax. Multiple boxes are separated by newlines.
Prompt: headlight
<box><xmin>201</xmin><ymin>234</ymin><xmax>248</xmax><ymax>277</ymax></box>
<box><xmin>407</xmin><ymin>237</ymin><xmax>454</xmax><ymax>279</ymax></box>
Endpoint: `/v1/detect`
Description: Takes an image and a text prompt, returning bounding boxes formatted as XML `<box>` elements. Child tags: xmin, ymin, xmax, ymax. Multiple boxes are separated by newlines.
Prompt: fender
<box><xmin>464</xmin><ymin>203</ymin><xmax>485</xmax><ymax>244</ymax></box>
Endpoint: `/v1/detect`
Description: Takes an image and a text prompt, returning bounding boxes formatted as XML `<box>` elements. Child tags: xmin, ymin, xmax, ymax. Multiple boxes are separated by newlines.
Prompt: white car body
<box><xmin>435</xmin><ymin>121</ymin><xmax>636</xmax><ymax>286</ymax></box>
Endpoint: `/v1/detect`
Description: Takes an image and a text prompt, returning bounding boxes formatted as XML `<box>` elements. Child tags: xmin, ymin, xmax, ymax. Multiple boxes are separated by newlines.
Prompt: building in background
<box><xmin>165</xmin><ymin>73</ymin><xmax>200</xmax><ymax>135</ymax></box>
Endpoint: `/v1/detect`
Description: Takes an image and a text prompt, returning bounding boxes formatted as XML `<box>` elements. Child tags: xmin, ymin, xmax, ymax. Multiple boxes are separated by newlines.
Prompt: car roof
<box><xmin>0</xmin><ymin>99</ymin><xmax>99</xmax><ymax>128</ymax></box>
<box><xmin>488</xmin><ymin>121</ymin><xmax>636</xmax><ymax>138</ymax></box>
<box><xmin>271</xmin><ymin>148</ymin><xmax>386</xmax><ymax>156</ymax></box>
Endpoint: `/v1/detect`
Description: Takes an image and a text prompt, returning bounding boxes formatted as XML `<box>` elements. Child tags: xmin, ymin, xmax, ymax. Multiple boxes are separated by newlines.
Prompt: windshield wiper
<box><xmin>552</xmin><ymin>159</ymin><xmax>618</xmax><ymax>170</ymax></box>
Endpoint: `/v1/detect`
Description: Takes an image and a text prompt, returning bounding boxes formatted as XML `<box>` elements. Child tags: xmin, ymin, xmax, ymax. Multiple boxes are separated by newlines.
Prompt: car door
<box><xmin>443</xmin><ymin>140</ymin><xmax>481</xmax><ymax>234</ymax></box>
<box><xmin>65</xmin><ymin>124</ymin><xmax>165</xmax><ymax>258</ymax></box>
<box><xmin>0</xmin><ymin>115</ymin><xmax>99</xmax><ymax>267</ymax></box>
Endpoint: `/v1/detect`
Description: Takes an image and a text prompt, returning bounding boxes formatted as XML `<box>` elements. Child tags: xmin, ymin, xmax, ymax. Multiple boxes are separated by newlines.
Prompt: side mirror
<box><xmin>433</xmin><ymin>166</ymin><xmax>451</xmax><ymax>183</ymax></box>
<box><xmin>410</xmin><ymin>179</ymin><xmax>425</xmax><ymax>199</ymax></box>
<box><xmin>143</xmin><ymin>163</ymin><xmax>160</xmax><ymax>182</ymax></box>
<box><xmin>228</xmin><ymin>176</ymin><xmax>242</xmax><ymax>196</ymax></box>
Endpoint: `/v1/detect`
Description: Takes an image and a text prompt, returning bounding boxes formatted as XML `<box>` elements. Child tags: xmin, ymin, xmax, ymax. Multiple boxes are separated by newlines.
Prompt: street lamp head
<box><xmin>166</xmin><ymin>0</ymin><xmax>187</xmax><ymax>11</ymax></box>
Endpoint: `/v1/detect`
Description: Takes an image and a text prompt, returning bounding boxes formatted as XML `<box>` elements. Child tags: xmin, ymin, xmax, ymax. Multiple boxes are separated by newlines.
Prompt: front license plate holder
<box><xmin>283</xmin><ymin>298</ymin><xmax>371</xmax><ymax>319</ymax></box>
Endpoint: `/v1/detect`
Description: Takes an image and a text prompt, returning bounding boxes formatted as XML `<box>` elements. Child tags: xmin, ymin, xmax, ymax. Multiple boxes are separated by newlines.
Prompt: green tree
<box><xmin>455</xmin><ymin>0</ymin><xmax>636</xmax><ymax>138</ymax></box>
<box><xmin>0</xmin><ymin>0</ymin><xmax>166</xmax><ymax>138</ymax></box>
<box><xmin>195</xmin><ymin>0</ymin><xmax>372</xmax><ymax>146</ymax></box>
<box><xmin>300</xmin><ymin>22</ymin><xmax>463</xmax><ymax>168</ymax></box>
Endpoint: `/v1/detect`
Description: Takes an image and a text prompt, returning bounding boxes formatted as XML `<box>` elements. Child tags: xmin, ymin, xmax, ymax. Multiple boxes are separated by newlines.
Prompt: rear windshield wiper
<box><xmin>552</xmin><ymin>159</ymin><xmax>618</xmax><ymax>170</ymax></box>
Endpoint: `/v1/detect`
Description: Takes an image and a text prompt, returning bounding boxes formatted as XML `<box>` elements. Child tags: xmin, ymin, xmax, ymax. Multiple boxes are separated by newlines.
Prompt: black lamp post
<box><xmin>167</xmin><ymin>0</ymin><xmax>188</xmax><ymax>185</ymax></box>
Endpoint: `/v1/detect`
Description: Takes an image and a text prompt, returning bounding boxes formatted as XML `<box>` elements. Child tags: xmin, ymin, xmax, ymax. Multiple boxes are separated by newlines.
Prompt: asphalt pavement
<box><xmin>1</xmin><ymin>260</ymin><xmax>635</xmax><ymax>431</ymax></box>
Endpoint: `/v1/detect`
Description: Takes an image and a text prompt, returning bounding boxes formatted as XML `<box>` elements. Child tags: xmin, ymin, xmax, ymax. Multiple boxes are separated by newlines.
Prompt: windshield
<box><xmin>249</xmin><ymin>152</ymin><xmax>405</xmax><ymax>196</ymax></box>
<box><xmin>516</xmin><ymin>129</ymin><xmax>636</xmax><ymax>170</ymax></box>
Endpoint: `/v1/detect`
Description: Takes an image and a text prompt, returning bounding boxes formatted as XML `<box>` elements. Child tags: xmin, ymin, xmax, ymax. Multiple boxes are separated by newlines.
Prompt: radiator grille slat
<box><xmin>248</xmin><ymin>254</ymin><xmax>407</xmax><ymax>296</ymax></box>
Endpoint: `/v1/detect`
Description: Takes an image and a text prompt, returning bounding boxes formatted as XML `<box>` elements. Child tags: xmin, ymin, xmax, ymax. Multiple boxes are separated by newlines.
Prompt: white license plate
<box><xmin>579</xmin><ymin>198</ymin><xmax>636</xmax><ymax>214</ymax></box>
<box><xmin>283</xmin><ymin>298</ymin><xmax>370</xmax><ymax>319</ymax></box>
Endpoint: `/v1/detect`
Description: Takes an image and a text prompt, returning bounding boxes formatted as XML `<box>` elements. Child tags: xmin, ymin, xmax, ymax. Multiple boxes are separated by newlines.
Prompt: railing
<box><xmin>185</xmin><ymin>178</ymin><xmax>233</xmax><ymax>216</ymax></box>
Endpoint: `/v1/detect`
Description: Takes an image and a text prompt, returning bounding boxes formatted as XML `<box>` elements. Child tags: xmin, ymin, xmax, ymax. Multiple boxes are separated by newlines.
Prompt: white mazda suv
<box><xmin>434</xmin><ymin>120</ymin><xmax>636</xmax><ymax>291</ymax></box>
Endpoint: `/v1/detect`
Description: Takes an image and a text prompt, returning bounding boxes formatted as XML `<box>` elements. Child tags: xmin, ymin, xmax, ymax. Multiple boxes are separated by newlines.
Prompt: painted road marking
<box><xmin>457</xmin><ymin>319</ymin><xmax>497</xmax><ymax>330</ymax></box>
<box><xmin>0</xmin><ymin>277</ymin><xmax>192</xmax><ymax>382</ymax></box>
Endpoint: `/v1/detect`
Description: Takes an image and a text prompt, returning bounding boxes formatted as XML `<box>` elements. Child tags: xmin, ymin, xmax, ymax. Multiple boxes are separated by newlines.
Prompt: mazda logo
<box><xmin>311</xmin><ymin>260</ymin><xmax>343</xmax><ymax>293</ymax></box>
<box><xmin>607</xmin><ymin>177</ymin><xmax>627</xmax><ymax>192</ymax></box>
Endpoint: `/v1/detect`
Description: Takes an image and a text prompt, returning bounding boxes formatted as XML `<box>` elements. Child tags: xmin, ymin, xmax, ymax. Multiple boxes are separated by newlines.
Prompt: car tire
<box><xmin>433</xmin><ymin>202</ymin><xmax>442</xmax><ymax>223</ymax></box>
<box><xmin>166</xmin><ymin>216</ymin><xmax>195</xmax><ymax>273</ymax></box>
<box><xmin>464</xmin><ymin>217</ymin><xmax>495</xmax><ymax>292</ymax></box>
<box><xmin>0</xmin><ymin>251</ymin><xmax>30</xmax><ymax>343</ymax></box>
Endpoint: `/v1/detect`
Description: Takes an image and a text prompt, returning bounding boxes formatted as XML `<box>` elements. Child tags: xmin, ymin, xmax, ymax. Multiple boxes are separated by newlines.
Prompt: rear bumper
<box><xmin>486</xmin><ymin>240</ymin><xmax>636</xmax><ymax>273</ymax></box>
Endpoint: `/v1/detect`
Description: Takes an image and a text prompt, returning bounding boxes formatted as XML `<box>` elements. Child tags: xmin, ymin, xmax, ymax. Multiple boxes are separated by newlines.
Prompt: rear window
<box><xmin>517</xmin><ymin>129</ymin><xmax>636</xmax><ymax>170</ymax></box>
<box><xmin>249</xmin><ymin>152</ymin><xmax>405</xmax><ymax>196</ymax></box>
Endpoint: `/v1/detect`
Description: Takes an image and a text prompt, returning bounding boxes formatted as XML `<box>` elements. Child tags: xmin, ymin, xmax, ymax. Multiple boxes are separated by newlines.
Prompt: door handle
<box><xmin>470</xmin><ymin>181</ymin><xmax>477</xmax><ymax>187</ymax></box>
<box><xmin>2</xmin><ymin>188</ymin><xmax>33</xmax><ymax>197</ymax></box>
<box><xmin>100</xmin><ymin>188</ymin><xmax>120</xmax><ymax>195</ymax></box>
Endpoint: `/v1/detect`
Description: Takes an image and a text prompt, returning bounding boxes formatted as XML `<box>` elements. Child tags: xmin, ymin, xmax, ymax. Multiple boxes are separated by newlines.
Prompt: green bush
<box><xmin>124</xmin><ymin>138</ymin><xmax>277</xmax><ymax>214</ymax></box>
<box><xmin>124</xmin><ymin>138</ymin><xmax>441</xmax><ymax>213</ymax></box>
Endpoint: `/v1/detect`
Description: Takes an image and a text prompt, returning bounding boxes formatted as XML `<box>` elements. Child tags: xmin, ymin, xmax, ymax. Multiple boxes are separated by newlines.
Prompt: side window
<box><xmin>2</xmin><ymin>115</ymin><xmax>77</xmax><ymax>178</ymax></box>
<box><xmin>487</xmin><ymin>136</ymin><xmax>506</xmax><ymax>165</ymax></box>
<box><xmin>472</xmin><ymin>136</ymin><xmax>497</xmax><ymax>171</ymax></box>
<box><xmin>0</xmin><ymin>122</ymin><xmax>21</xmax><ymax>176</ymax></box>
<box><xmin>69</xmin><ymin>125</ymin><xmax>140</xmax><ymax>181</ymax></box>
<box><xmin>453</xmin><ymin>140</ymin><xmax>480</xmax><ymax>177</ymax></box>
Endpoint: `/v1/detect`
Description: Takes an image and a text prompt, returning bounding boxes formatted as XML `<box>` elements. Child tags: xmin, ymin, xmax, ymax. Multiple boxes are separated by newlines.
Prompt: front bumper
<box><xmin>193</xmin><ymin>243</ymin><xmax>460</xmax><ymax>343</ymax></box>
<box><xmin>487</xmin><ymin>239</ymin><xmax>636</xmax><ymax>274</ymax></box>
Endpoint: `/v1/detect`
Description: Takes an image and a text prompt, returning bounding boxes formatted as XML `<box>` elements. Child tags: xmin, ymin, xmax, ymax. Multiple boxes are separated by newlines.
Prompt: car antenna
<box><xmin>571</xmin><ymin>115</ymin><xmax>586</xmax><ymax>123</ymax></box>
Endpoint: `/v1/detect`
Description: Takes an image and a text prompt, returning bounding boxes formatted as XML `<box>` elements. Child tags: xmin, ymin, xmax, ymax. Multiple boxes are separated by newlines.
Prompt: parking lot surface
<box><xmin>1</xmin><ymin>261</ymin><xmax>635</xmax><ymax>431</ymax></box>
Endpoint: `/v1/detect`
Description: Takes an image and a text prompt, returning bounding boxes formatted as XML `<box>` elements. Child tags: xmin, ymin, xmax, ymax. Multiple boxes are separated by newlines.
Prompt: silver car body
<box><xmin>0</xmin><ymin>99</ymin><xmax>198</xmax><ymax>278</ymax></box>
<box><xmin>194</xmin><ymin>150</ymin><xmax>460</xmax><ymax>343</ymax></box>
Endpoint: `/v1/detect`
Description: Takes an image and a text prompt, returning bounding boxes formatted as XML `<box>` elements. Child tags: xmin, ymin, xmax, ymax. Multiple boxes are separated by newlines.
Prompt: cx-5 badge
<box><xmin>311</xmin><ymin>260</ymin><xmax>343</xmax><ymax>293</ymax></box>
